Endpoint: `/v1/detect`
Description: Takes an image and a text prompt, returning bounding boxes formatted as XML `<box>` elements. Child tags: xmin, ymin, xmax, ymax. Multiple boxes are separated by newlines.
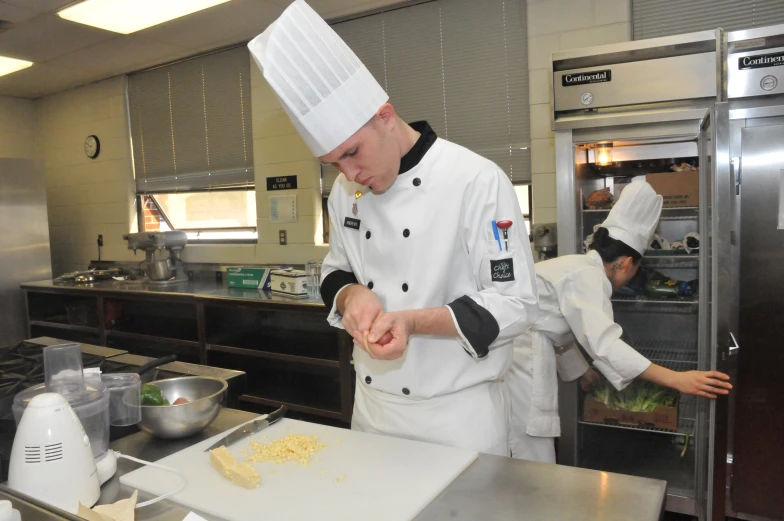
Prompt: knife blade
<box><xmin>204</xmin><ymin>405</ymin><xmax>287</xmax><ymax>452</ymax></box>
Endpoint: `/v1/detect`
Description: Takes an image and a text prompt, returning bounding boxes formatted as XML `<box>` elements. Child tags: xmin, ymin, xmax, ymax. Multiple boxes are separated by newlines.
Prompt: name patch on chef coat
<box><xmin>491</xmin><ymin>259</ymin><xmax>515</xmax><ymax>282</ymax></box>
<box><xmin>344</xmin><ymin>217</ymin><xmax>361</xmax><ymax>230</ymax></box>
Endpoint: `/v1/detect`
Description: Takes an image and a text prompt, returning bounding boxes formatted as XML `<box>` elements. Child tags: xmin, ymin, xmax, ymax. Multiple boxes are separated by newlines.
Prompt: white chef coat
<box><xmin>321</xmin><ymin>124</ymin><xmax>538</xmax><ymax>455</ymax></box>
<box><xmin>507</xmin><ymin>250</ymin><xmax>651</xmax><ymax>461</ymax></box>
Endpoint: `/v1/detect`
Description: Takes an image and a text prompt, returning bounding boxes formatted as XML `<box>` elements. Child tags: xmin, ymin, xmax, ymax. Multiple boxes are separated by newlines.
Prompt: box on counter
<box><xmin>582</xmin><ymin>396</ymin><xmax>679</xmax><ymax>431</ymax></box>
<box><xmin>226</xmin><ymin>266</ymin><xmax>273</xmax><ymax>289</ymax></box>
<box><xmin>269</xmin><ymin>269</ymin><xmax>308</xmax><ymax>298</ymax></box>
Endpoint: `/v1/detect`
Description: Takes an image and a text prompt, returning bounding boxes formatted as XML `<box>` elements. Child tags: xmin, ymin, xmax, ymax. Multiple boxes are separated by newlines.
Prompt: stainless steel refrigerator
<box><xmin>550</xmin><ymin>30</ymin><xmax>735</xmax><ymax>520</ymax></box>
<box><xmin>0</xmin><ymin>158</ymin><xmax>52</xmax><ymax>346</ymax></box>
<box><xmin>723</xmin><ymin>24</ymin><xmax>784</xmax><ymax>521</ymax></box>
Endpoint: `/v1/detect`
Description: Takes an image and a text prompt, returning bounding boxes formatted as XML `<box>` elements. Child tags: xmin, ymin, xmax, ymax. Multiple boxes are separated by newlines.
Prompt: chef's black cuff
<box><xmin>447</xmin><ymin>296</ymin><xmax>499</xmax><ymax>359</ymax></box>
<box><xmin>321</xmin><ymin>270</ymin><xmax>359</xmax><ymax>308</ymax></box>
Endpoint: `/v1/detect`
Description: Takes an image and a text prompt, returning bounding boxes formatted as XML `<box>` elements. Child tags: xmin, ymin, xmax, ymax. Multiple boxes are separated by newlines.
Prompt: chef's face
<box><xmin>607</xmin><ymin>256</ymin><xmax>641</xmax><ymax>293</ymax></box>
<box><xmin>319</xmin><ymin>104</ymin><xmax>400</xmax><ymax>194</ymax></box>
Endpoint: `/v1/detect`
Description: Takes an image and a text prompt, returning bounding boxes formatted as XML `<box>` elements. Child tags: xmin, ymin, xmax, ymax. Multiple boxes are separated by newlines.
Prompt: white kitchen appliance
<box><xmin>8</xmin><ymin>393</ymin><xmax>100</xmax><ymax>514</ymax></box>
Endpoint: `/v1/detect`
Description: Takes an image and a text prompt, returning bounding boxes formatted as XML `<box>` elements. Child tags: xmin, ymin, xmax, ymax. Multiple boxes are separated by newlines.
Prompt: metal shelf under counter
<box><xmin>21</xmin><ymin>278</ymin><xmax>354</xmax><ymax>426</ymax></box>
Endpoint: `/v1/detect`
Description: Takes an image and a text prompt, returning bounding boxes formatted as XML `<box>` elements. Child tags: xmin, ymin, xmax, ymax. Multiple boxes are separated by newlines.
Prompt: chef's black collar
<box><xmin>399</xmin><ymin>121</ymin><xmax>437</xmax><ymax>175</ymax></box>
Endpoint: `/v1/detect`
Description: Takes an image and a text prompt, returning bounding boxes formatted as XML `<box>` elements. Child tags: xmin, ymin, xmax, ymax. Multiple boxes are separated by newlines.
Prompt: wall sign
<box><xmin>739</xmin><ymin>51</ymin><xmax>784</xmax><ymax>70</ymax></box>
<box><xmin>267</xmin><ymin>175</ymin><xmax>298</xmax><ymax>191</ymax></box>
<box><xmin>562</xmin><ymin>69</ymin><xmax>612</xmax><ymax>87</ymax></box>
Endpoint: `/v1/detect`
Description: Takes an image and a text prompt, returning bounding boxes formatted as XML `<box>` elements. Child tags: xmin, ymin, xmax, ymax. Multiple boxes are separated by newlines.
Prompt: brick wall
<box><xmin>141</xmin><ymin>196</ymin><xmax>165</xmax><ymax>232</ymax></box>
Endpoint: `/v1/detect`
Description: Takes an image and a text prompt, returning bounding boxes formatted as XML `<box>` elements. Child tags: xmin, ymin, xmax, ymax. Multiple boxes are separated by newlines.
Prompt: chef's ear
<box><xmin>376</xmin><ymin>103</ymin><xmax>398</xmax><ymax>129</ymax></box>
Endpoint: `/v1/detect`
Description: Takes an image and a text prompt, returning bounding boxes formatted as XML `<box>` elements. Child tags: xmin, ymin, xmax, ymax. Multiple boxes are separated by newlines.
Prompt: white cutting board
<box><xmin>120</xmin><ymin>418</ymin><xmax>477</xmax><ymax>521</ymax></box>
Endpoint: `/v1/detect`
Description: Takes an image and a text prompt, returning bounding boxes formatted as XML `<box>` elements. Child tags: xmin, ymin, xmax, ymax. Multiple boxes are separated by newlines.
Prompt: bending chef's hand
<box><xmin>672</xmin><ymin>370</ymin><xmax>732</xmax><ymax>398</ymax></box>
<box><xmin>579</xmin><ymin>368</ymin><xmax>601</xmax><ymax>392</ymax></box>
<box><xmin>362</xmin><ymin>311</ymin><xmax>415</xmax><ymax>360</ymax></box>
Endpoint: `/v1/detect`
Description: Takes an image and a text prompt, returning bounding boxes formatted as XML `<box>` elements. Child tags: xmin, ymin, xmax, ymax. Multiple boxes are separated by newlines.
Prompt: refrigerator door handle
<box><xmin>731</xmin><ymin>157</ymin><xmax>741</xmax><ymax>195</ymax></box>
<box><xmin>729</xmin><ymin>333</ymin><xmax>739</xmax><ymax>354</ymax></box>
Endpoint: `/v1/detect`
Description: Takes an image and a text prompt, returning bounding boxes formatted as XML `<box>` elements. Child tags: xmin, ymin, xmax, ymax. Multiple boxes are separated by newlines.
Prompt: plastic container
<box><xmin>0</xmin><ymin>500</ymin><xmax>21</xmax><ymax>521</ymax></box>
<box><xmin>13</xmin><ymin>380</ymin><xmax>110</xmax><ymax>460</ymax></box>
<box><xmin>43</xmin><ymin>343</ymin><xmax>84</xmax><ymax>393</ymax></box>
<box><xmin>305</xmin><ymin>259</ymin><xmax>322</xmax><ymax>299</ymax></box>
<box><xmin>101</xmin><ymin>373</ymin><xmax>141</xmax><ymax>426</ymax></box>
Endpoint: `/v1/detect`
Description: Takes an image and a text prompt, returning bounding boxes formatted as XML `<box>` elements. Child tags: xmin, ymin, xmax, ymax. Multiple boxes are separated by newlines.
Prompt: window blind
<box><xmin>632</xmin><ymin>0</ymin><xmax>784</xmax><ymax>40</ymax></box>
<box><xmin>129</xmin><ymin>46</ymin><xmax>254</xmax><ymax>194</ymax></box>
<box><xmin>322</xmin><ymin>0</ymin><xmax>530</xmax><ymax>196</ymax></box>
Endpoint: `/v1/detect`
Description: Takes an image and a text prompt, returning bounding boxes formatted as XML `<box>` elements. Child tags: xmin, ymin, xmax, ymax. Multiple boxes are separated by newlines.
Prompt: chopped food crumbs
<box><xmin>247</xmin><ymin>434</ymin><xmax>327</xmax><ymax>466</ymax></box>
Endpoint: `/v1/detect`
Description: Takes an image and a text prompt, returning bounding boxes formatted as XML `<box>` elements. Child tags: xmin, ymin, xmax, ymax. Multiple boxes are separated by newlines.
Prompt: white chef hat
<box><xmin>248</xmin><ymin>0</ymin><xmax>389</xmax><ymax>157</ymax></box>
<box><xmin>600</xmin><ymin>180</ymin><xmax>663</xmax><ymax>255</ymax></box>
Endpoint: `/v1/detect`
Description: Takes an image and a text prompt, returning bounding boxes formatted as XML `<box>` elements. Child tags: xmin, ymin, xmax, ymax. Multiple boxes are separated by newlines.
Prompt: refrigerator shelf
<box><xmin>642</xmin><ymin>255</ymin><xmax>699</xmax><ymax>268</ymax></box>
<box><xmin>611</xmin><ymin>295</ymin><xmax>699</xmax><ymax>314</ymax></box>
<box><xmin>637</xmin><ymin>341</ymin><xmax>698</xmax><ymax>371</ymax></box>
<box><xmin>583</xmin><ymin>206</ymin><xmax>699</xmax><ymax>215</ymax></box>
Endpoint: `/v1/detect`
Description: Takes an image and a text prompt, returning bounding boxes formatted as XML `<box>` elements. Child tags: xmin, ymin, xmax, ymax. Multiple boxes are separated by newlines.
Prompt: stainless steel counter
<box><xmin>22</xmin><ymin>279</ymin><xmax>325</xmax><ymax>308</ymax></box>
<box><xmin>96</xmin><ymin>409</ymin><xmax>666</xmax><ymax>521</ymax></box>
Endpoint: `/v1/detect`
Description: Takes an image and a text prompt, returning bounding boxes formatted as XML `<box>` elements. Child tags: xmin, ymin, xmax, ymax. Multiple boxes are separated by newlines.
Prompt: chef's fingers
<box><xmin>368</xmin><ymin>340</ymin><xmax>405</xmax><ymax>361</ymax></box>
<box><xmin>705</xmin><ymin>379</ymin><xmax>733</xmax><ymax>390</ymax></box>
<box><xmin>695</xmin><ymin>390</ymin><xmax>718</xmax><ymax>399</ymax></box>
<box><xmin>352</xmin><ymin>330</ymin><xmax>372</xmax><ymax>355</ymax></box>
<box><xmin>702</xmin><ymin>382</ymin><xmax>731</xmax><ymax>394</ymax></box>
<box><xmin>704</xmin><ymin>371</ymin><xmax>731</xmax><ymax>381</ymax></box>
<box><xmin>368</xmin><ymin>314</ymin><xmax>394</xmax><ymax>344</ymax></box>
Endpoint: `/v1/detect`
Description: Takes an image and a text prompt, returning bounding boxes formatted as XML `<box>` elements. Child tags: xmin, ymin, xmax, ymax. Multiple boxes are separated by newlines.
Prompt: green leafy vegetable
<box><xmin>588</xmin><ymin>376</ymin><xmax>677</xmax><ymax>412</ymax></box>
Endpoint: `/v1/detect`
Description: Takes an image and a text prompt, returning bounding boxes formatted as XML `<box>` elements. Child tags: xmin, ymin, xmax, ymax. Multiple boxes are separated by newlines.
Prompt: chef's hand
<box><xmin>579</xmin><ymin>368</ymin><xmax>601</xmax><ymax>392</ymax></box>
<box><xmin>363</xmin><ymin>311</ymin><xmax>415</xmax><ymax>360</ymax></box>
<box><xmin>338</xmin><ymin>284</ymin><xmax>385</xmax><ymax>352</ymax></box>
<box><xmin>672</xmin><ymin>370</ymin><xmax>732</xmax><ymax>398</ymax></box>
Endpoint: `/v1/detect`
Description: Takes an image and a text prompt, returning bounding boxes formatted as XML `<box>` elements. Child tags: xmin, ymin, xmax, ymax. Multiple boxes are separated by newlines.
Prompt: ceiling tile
<box><xmin>0</xmin><ymin>62</ymin><xmax>101</xmax><ymax>98</ymax></box>
<box><xmin>47</xmin><ymin>36</ymin><xmax>192</xmax><ymax>75</ymax></box>
<box><xmin>309</xmin><ymin>0</ymin><xmax>402</xmax><ymax>19</ymax></box>
<box><xmin>1</xmin><ymin>0</ymin><xmax>74</xmax><ymax>14</ymax></box>
<box><xmin>138</xmin><ymin>0</ymin><xmax>285</xmax><ymax>49</ymax></box>
<box><xmin>0</xmin><ymin>14</ymin><xmax>114</xmax><ymax>62</ymax></box>
<box><xmin>0</xmin><ymin>2</ymin><xmax>40</xmax><ymax>23</ymax></box>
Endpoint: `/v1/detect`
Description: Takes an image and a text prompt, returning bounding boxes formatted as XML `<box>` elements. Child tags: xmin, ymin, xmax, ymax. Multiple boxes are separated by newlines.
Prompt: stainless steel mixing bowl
<box><xmin>138</xmin><ymin>376</ymin><xmax>227</xmax><ymax>439</ymax></box>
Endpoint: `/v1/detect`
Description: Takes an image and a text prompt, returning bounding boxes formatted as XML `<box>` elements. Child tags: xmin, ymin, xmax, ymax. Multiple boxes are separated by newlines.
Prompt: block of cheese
<box><xmin>209</xmin><ymin>446</ymin><xmax>260</xmax><ymax>489</ymax></box>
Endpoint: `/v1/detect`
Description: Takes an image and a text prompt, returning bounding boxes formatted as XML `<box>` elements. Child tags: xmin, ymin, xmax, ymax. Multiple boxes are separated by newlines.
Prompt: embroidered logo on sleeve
<box><xmin>491</xmin><ymin>259</ymin><xmax>515</xmax><ymax>282</ymax></box>
<box><xmin>344</xmin><ymin>217</ymin><xmax>361</xmax><ymax>230</ymax></box>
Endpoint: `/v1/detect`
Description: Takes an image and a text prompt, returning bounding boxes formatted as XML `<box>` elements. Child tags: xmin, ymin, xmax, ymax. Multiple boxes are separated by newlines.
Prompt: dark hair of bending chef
<box><xmin>506</xmin><ymin>181</ymin><xmax>732</xmax><ymax>463</ymax></box>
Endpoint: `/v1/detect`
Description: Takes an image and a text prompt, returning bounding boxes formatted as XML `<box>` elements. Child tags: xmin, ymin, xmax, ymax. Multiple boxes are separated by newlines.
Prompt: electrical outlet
<box><xmin>97</xmin><ymin>234</ymin><xmax>103</xmax><ymax>247</ymax></box>
<box><xmin>279</xmin><ymin>230</ymin><xmax>287</xmax><ymax>245</ymax></box>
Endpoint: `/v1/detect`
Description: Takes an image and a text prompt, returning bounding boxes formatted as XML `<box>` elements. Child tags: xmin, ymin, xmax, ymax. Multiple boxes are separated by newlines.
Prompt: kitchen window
<box><xmin>129</xmin><ymin>46</ymin><xmax>256</xmax><ymax>242</ymax></box>
<box><xmin>140</xmin><ymin>192</ymin><xmax>257</xmax><ymax>242</ymax></box>
<box><xmin>514</xmin><ymin>184</ymin><xmax>532</xmax><ymax>235</ymax></box>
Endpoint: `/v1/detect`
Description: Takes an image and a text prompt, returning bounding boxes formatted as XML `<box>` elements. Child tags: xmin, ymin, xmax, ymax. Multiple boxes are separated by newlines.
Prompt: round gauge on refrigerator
<box><xmin>760</xmin><ymin>75</ymin><xmax>778</xmax><ymax>91</ymax></box>
<box><xmin>580</xmin><ymin>92</ymin><xmax>594</xmax><ymax>106</ymax></box>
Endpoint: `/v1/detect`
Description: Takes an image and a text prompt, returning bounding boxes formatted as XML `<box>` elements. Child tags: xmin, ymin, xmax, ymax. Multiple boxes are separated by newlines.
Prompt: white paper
<box><xmin>269</xmin><ymin>195</ymin><xmax>297</xmax><ymax>224</ymax></box>
<box><xmin>183</xmin><ymin>513</ymin><xmax>209</xmax><ymax>521</ymax></box>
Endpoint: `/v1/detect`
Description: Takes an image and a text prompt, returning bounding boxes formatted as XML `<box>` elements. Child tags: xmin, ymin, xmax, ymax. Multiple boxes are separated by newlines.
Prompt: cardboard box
<box><xmin>269</xmin><ymin>269</ymin><xmax>308</xmax><ymax>297</ymax></box>
<box><xmin>646</xmin><ymin>170</ymin><xmax>699</xmax><ymax>208</ymax></box>
<box><xmin>226</xmin><ymin>267</ymin><xmax>273</xmax><ymax>289</ymax></box>
<box><xmin>583</xmin><ymin>396</ymin><xmax>679</xmax><ymax>431</ymax></box>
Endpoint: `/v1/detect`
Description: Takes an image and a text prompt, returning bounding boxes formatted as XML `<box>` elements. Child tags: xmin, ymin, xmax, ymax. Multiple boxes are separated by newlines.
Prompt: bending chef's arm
<box><xmin>446</xmin><ymin>166</ymin><xmax>539</xmax><ymax>359</ymax></box>
<box><xmin>558</xmin><ymin>272</ymin><xmax>650</xmax><ymax>390</ymax></box>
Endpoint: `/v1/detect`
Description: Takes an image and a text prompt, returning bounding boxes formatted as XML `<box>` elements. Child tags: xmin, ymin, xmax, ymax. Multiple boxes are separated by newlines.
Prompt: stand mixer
<box><xmin>123</xmin><ymin>231</ymin><xmax>188</xmax><ymax>284</ymax></box>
